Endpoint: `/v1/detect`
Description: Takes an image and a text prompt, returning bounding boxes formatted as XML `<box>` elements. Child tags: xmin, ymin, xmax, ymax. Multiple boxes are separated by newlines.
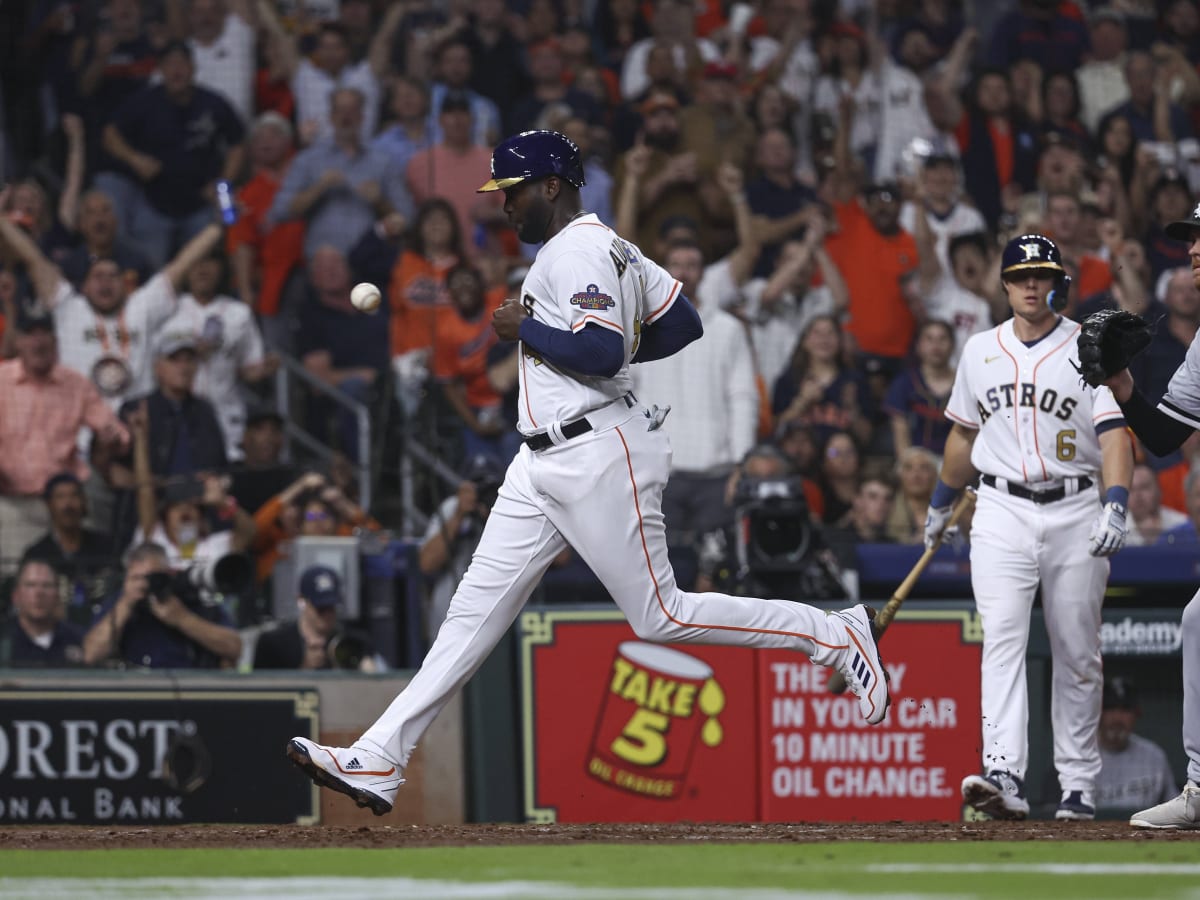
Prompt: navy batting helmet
<box><xmin>1001</xmin><ymin>233</ymin><xmax>1072</xmax><ymax>311</ymax></box>
<box><xmin>477</xmin><ymin>130</ymin><xmax>586</xmax><ymax>193</ymax></box>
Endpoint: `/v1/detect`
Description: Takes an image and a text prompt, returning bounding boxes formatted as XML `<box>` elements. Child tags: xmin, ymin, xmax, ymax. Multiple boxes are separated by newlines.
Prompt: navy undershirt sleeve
<box><xmin>1117</xmin><ymin>387</ymin><xmax>1194</xmax><ymax>456</ymax></box>
<box><xmin>517</xmin><ymin>318</ymin><xmax>624</xmax><ymax>377</ymax></box>
<box><xmin>631</xmin><ymin>294</ymin><xmax>703</xmax><ymax>363</ymax></box>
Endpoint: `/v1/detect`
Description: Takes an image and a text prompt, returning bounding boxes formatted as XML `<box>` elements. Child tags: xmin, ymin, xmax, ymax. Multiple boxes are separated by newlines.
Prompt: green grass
<box><xmin>3</xmin><ymin>843</ymin><xmax>1200</xmax><ymax>898</ymax></box>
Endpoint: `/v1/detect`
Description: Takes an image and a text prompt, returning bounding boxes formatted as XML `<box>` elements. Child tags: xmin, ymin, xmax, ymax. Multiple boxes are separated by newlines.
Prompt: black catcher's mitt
<box><xmin>1076</xmin><ymin>309</ymin><xmax>1153</xmax><ymax>387</ymax></box>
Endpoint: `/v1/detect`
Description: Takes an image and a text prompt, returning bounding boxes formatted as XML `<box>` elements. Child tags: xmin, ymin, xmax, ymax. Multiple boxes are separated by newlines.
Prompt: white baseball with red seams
<box><xmin>946</xmin><ymin>315</ymin><xmax>1122</xmax><ymax>791</ymax></box>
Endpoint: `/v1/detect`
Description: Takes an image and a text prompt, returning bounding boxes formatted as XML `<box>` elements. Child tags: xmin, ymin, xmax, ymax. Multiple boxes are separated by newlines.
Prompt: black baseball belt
<box><xmin>980</xmin><ymin>473</ymin><xmax>1093</xmax><ymax>504</ymax></box>
<box><xmin>523</xmin><ymin>392</ymin><xmax>637</xmax><ymax>451</ymax></box>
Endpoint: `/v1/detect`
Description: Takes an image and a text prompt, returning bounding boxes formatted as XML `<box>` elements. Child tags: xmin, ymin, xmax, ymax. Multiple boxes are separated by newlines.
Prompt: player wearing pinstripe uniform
<box><xmin>287</xmin><ymin>131</ymin><xmax>893</xmax><ymax>815</ymax></box>
<box><xmin>925</xmin><ymin>234</ymin><xmax>1133</xmax><ymax>821</ymax></box>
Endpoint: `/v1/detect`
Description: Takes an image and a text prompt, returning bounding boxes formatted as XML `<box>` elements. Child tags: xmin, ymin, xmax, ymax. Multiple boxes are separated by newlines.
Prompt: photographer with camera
<box><xmin>695</xmin><ymin>443</ymin><xmax>849</xmax><ymax>603</ymax></box>
<box><xmin>81</xmin><ymin>543</ymin><xmax>242</xmax><ymax>668</ymax></box>
<box><xmin>418</xmin><ymin>454</ymin><xmax>504</xmax><ymax>644</ymax></box>
<box><xmin>253</xmin><ymin>565</ymin><xmax>379</xmax><ymax>671</ymax></box>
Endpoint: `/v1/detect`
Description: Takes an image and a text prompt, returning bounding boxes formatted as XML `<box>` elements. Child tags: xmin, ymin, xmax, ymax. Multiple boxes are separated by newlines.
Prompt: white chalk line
<box><xmin>0</xmin><ymin>878</ymin><xmax>930</xmax><ymax>900</ymax></box>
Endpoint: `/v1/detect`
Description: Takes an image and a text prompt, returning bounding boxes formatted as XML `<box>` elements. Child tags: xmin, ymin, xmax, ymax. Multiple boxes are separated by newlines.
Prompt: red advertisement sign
<box><xmin>520</xmin><ymin>609</ymin><xmax>981</xmax><ymax>823</ymax></box>
<box><xmin>757</xmin><ymin>613</ymin><xmax>982</xmax><ymax>821</ymax></box>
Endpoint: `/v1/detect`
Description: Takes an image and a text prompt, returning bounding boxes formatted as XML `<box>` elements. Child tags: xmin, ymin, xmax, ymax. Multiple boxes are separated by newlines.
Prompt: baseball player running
<box><xmin>1088</xmin><ymin>204</ymin><xmax>1200</xmax><ymax>829</ymax></box>
<box><xmin>925</xmin><ymin>233</ymin><xmax>1133</xmax><ymax>821</ymax></box>
<box><xmin>286</xmin><ymin>130</ymin><xmax>891</xmax><ymax>815</ymax></box>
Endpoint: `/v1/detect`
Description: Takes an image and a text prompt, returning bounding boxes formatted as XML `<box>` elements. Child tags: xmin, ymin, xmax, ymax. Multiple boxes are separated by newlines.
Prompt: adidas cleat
<box><xmin>831</xmin><ymin>604</ymin><xmax>891</xmax><ymax>725</ymax></box>
<box><xmin>286</xmin><ymin>737</ymin><xmax>404</xmax><ymax>815</ymax></box>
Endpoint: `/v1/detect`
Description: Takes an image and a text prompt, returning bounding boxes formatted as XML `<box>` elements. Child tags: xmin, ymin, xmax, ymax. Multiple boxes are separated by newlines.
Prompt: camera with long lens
<box><xmin>732</xmin><ymin>477</ymin><xmax>847</xmax><ymax>601</ymax></box>
<box><xmin>326</xmin><ymin>631</ymin><xmax>369</xmax><ymax>670</ymax></box>
<box><xmin>145</xmin><ymin>553</ymin><xmax>254</xmax><ymax>609</ymax></box>
<box><xmin>463</xmin><ymin>454</ymin><xmax>504</xmax><ymax>511</ymax></box>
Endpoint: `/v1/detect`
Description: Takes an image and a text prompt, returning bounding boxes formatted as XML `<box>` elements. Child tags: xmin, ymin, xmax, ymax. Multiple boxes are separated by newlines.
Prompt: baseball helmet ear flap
<box><xmin>1047</xmin><ymin>271</ymin><xmax>1071</xmax><ymax>312</ymax></box>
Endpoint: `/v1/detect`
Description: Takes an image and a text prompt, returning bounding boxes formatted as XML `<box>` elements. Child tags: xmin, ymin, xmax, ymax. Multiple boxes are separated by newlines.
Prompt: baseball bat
<box><xmin>827</xmin><ymin>488</ymin><xmax>977</xmax><ymax>695</ymax></box>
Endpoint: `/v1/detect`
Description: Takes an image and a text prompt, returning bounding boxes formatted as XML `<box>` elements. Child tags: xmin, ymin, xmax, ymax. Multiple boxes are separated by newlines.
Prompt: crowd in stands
<box><xmin>3</xmin><ymin>0</ymin><xmax>1200</xmax><ymax>669</ymax></box>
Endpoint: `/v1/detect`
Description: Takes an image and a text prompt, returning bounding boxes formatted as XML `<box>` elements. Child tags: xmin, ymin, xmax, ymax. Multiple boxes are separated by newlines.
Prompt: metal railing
<box><xmin>273</xmin><ymin>354</ymin><xmax>372</xmax><ymax>511</ymax></box>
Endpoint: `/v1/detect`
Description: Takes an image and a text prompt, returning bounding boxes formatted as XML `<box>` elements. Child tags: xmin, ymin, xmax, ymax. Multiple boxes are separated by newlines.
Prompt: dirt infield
<box><xmin>0</xmin><ymin>821</ymin><xmax>1195</xmax><ymax>849</ymax></box>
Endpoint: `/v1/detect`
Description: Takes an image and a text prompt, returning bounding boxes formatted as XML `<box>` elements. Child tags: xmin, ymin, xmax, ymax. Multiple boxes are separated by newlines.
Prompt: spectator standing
<box><xmin>82</xmin><ymin>542</ymin><xmax>241</xmax><ymax>668</ymax></box>
<box><xmin>405</xmin><ymin>90</ymin><xmax>504</xmax><ymax>255</ymax></box>
<box><xmin>228</xmin><ymin>411</ymin><xmax>298</xmax><ymax>515</ymax></box>
<box><xmin>297</xmin><ymin>247</ymin><xmax>390</xmax><ymax>462</ymax></box>
<box><xmin>180</xmin><ymin>0</ymin><xmax>258</xmax><ymax>125</ymax></box>
<box><xmin>899</xmin><ymin>155</ymin><xmax>986</xmax><ymax>276</ymax></box>
<box><xmin>1126</xmin><ymin>462</ymin><xmax>1187</xmax><ymax>546</ymax></box>
<box><xmin>371</xmin><ymin>75</ymin><xmax>435</xmax><ymax>182</ymax></box>
<box><xmin>113</xmin><ymin>331</ymin><xmax>228</xmax><ymax>492</ymax></box>
<box><xmin>428</xmin><ymin>36</ymin><xmax>501</xmax><ymax>147</ymax></box>
<box><xmin>509</xmin><ymin>38</ymin><xmax>598</xmax><ymax>135</ymax></box>
<box><xmin>431</xmin><ymin>263</ymin><xmax>514</xmax><ymax>467</ymax></box>
<box><xmin>1096</xmin><ymin>677</ymin><xmax>1179</xmax><ymax>816</ymax></box>
<box><xmin>460</xmin><ymin>0</ymin><xmax>532</xmax><ymax>132</ymax></box>
<box><xmin>824</xmin><ymin>126</ymin><xmax>922</xmax><ymax>385</ymax></box>
<box><xmin>611</xmin><ymin>88</ymin><xmax>708</xmax><ymax>255</ymax></box>
<box><xmin>736</xmin><ymin>221</ymin><xmax>848</xmax><ymax>396</ymax></box>
<box><xmin>283</xmin><ymin>16</ymin><xmax>401</xmax><ymax>146</ymax></box>
<box><xmin>1131</xmin><ymin>268</ymin><xmax>1198</xmax><ymax>403</ymax></box>
<box><xmin>59</xmin><ymin>190</ymin><xmax>154</xmax><ymax>291</ymax></box>
<box><xmin>0</xmin><ymin>213</ymin><xmax>225</xmax><ymax>410</ymax></box>
<box><xmin>226</xmin><ymin>111</ymin><xmax>306</xmax><ymax>354</ymax></box>
<box><xmin>1105</xmin><ymin>50</ymin><xmax>1194</xmax><ymax>144</ymax></box>
<box><xmin>101</xmin><ymin>40</ymin><xmax>245</xmax><ymax>268</ymax></box>
<box><xmin>1077</xmin><ymin>8</ymin><xmax>1131</xmax><ymax>135</ymax></box>
<box><xmin>387</xmin><ymin>198</ymin><xmax>463</xmax><ymax>410</ymax></box>
<box><xmin>1</xmin><ymin>558</ymin><xmax>85</xmax><ymax>667</ymax></box>
<box><xmin>0</xmin><ymin>304</ymin><xmax>129</xmax><ymax>569</ymax></box>
<box><xmin>631</xmin><ymin>238</ymin><xmax>758</xmax><ymax>543</ymax></box>
<box><xmin>619</xmin><ymin>0</ymin><xmax>718</xmax><ymax>102</ymax></box>
<box><xmin>166</xmin><ymin>250</ymin><xmax>277</xmax><ymax>460</ymax></box>
<box><xmin>22</xmin><ymin>473</ymin><xmax>122</xmax><ymax>625</ymax></box>
<box><xmin>75</xmin><ymin>0</ymin><xmax>159</xmax><ymax>172</ymax></box>
<box><xmin>744</xmin><ymin>128</ymin><xmax>817</xmax><ymax>278</ymax></box>
<box><xmin>270</xmin><ymin>86</ymin><xmax>414</xmax><ymax>263</ymax></box>
<box><xmin>913</xmin><ymin>227</ymin><xmax>995</xmax><ymax>365</ymax></box>
<box><xmin>987</xmin><ymin>0</ymin><xmax>1091</xmax><ymax>73</ymax></box>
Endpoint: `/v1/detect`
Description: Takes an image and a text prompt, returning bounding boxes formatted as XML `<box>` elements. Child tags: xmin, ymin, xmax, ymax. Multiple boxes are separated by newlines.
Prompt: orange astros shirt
<box><xmin>826</xmin><ymin>200</ymin><xmax>920</xmax><ymax>359</ymax></box>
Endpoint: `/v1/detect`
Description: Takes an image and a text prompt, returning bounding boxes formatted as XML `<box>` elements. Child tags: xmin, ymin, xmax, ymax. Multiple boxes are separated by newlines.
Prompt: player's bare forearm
<box><xmin>938</xmin><ymin>423</ymin><xmax>980</xmax><ymax>490</ymax></box>
<box><xmin>1098</xmin><ymin>427</ymin><xmax>1133</xmax><ymax>494</ymax></box>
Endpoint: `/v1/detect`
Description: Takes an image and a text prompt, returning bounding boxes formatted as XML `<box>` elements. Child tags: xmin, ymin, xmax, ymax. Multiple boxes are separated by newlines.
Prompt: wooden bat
<box><xmin>827</xmin><ymin>488</ymin><xmax>977</xmax><ymax>695</ymax></box>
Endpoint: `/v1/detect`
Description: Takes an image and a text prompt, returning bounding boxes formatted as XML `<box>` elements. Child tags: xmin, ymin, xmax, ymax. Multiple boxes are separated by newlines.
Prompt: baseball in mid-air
<box><xmin>350</xmin><ymin>282</ymin><xmax>382</xmax><ymax>313</ymax></box>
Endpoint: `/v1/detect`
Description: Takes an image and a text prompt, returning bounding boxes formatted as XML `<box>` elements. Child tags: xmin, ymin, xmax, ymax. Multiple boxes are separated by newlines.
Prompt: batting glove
<box><xmin>1089</xmin><ymin>500</ymin><xmax>1128</xmax><ymax>557</ymax></box>
<box><xmin>923</xmin><ymin>504</ymin><xmax>958</xmax><ymax>550</ymax></box>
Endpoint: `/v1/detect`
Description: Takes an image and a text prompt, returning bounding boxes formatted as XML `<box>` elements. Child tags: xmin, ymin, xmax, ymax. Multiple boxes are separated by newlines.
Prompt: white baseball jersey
<box><xmin>50</xmin><ymin>273</ymin><xmax>179</xmax><ymax>410</ymax></box>
<box><xmin>515</xmin><ymin>213</ymin><xmax>681</xmax><ymax>434</ymax></box>
<box><xmin>926</xmin><ymin>273</ymin><xmax>992</xmax><ymax>368</ymax></box>
<box><xmin>166</xmin><ymin>294</ymin><xmax>266</xmax><ymax>458</ymax></box>
<box><xmin>946</xmin><ymin>316</ymin><xmax>1123</xmax><ymax>484</ymax></box>
<box><xmin>900</xmin><ymin>201</ymin><xmax>987</xmax><ymax>275</ymax></box>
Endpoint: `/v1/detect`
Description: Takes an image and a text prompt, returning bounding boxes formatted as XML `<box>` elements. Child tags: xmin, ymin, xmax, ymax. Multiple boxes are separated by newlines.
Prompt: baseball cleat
<box><xmin>1130</xmin><ymin>780</ymin><xmax>1200</xmax><ymax>830</ymax></box>
<box><xmin>961</xmin><ymin>770</ymin><xmax>1030</xmax><ymax>820</ymax></box>
<box><xmin>286</xmin><ymin>737</ymin><xmax>404</xmax><ymax>816</ymax></box>
<box><xmin>1055</xmin><ymin>789</ymin><xmax>1095</xmax><ymax>821</ymax></box>
<box><xmin>831</xmin><ymin>604</ymin><xmax>891</xmax><ymax>725</ymax></box>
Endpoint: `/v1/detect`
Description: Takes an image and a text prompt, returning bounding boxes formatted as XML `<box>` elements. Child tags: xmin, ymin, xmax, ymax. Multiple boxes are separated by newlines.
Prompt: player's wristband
<box><xmin>1104</xmin><ymin>485</ymin><xmax>1129</xmax><ymax>508</ymax></box>
<box><xmin>930</xmin><ymin>479</ymin><xmax>958</xmax><ymax>509</ymax></box>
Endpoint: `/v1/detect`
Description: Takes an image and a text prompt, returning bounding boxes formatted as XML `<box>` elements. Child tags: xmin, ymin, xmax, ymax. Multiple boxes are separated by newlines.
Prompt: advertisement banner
<box><xmin>522</xmin><ymin>611</ymin><xmax>758</xmax><ymax>823</ymax></box>
<box><xmin>758</xmin><ymin>611</ymin><xmax>982</xmax><ymax>822</ymax></box>
<box><xmin>0</xmin><ymin>689</ymin><xmax>319</xmax><ymax>825</ymax></box>
<box><xmin>521</xmin><ymin>608</ymin><xmax>982</xmax><ymax>823</ymax></box>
